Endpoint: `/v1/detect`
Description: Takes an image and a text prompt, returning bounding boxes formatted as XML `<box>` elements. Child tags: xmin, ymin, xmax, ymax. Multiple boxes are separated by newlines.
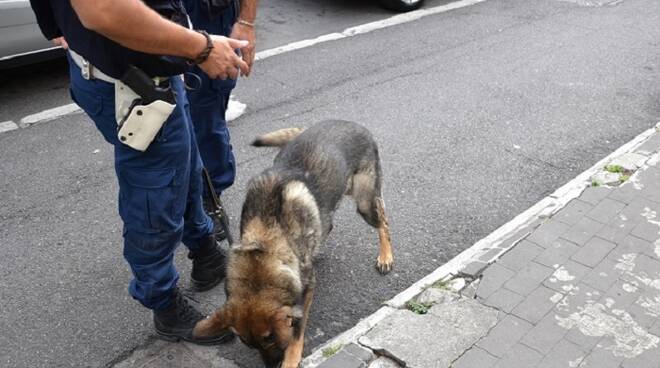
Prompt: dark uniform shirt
<box><xmin>30</xmin><ymin>0</ymin><xmax>190</xmax><ymax>79</ymax></box>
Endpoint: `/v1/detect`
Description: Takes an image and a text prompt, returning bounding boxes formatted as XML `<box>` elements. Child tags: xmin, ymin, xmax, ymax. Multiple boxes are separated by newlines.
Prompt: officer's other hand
<box><xmin>53</xmin><ymin>37</ymin><xmax>69</xmax><ymax>50</ymax></box>
<box><xmin>230</xmin><ymin>23</ymin><xmax>256</xmax><ymax>76</ymax></box>
<box><xmin>199</xmin><ymin>36</ymin><xmax>249</xmax><ymax>80</ymax></box>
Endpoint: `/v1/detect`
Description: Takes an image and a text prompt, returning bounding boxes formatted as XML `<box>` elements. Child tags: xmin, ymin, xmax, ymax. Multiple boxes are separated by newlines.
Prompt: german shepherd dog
<box><xmin>194</xmin><ymin>120</ymin><xmax>394</xmax><ymax>368</ymax></box>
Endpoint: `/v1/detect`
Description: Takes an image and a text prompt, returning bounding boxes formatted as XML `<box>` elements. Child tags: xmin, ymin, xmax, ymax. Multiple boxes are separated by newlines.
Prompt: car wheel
<box><xmin>379</xmin><ymin>0</ymin><xmax>424</xmax><ymax>12</ymax></box>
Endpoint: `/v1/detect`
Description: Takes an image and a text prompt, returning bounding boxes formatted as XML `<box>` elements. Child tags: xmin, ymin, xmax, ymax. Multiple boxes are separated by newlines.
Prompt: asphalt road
<box><xmin>1</xmin><ymin>0</ymin><xmax>660</xmax><ymax>367</ymax></box>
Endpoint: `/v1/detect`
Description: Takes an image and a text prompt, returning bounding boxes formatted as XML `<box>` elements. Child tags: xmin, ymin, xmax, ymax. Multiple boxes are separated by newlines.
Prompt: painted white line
<box><xmin>255</xmin><ymin>33</ymin><xmax>345</xmax><ymax>61</ymax></box>
<box><xmin>255</xmin><ymin>0</ymin><xmax>486</xmax><ymax>62</ymax></box>
<box><xmin>343</xmin><ymin>0</ymin><xmax>486</xmax><ymax>36</ymax></box>
<box><xmin>19</xmin><ymin>103</ymin><xmax>81</xmax><ymax>127</ymax></box>
<box><xmin>302</xmin><ymin>123</ymin><xmax>660</xmax><ymax>368</ymax></box>
<box><xmin>0</xmin><ymin>121</ymin><xmax>19</xmax><ymax>134</ymax></box>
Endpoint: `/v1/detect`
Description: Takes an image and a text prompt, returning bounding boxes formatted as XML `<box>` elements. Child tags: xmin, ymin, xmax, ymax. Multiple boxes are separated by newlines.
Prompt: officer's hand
<box><xmin>53</xmin><ymin>37</ymin><xmax>69</xmax><ymax>50</ymax></box>
<box><xmin>199</xmin><ymin>36</ymin><xmax>249</xmax><ymax>80</ymax></box>
<box><xmin>229</xmin><ymin>22</ymin><xmax>256</xmax><ymax>76</ymax></box>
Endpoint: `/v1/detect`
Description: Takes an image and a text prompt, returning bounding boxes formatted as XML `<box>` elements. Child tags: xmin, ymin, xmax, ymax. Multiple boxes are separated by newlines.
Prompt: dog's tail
<box><xmin>252</xmin><ymin>127</ymin><xmax>304</xmax><ymax>147</ymax></box>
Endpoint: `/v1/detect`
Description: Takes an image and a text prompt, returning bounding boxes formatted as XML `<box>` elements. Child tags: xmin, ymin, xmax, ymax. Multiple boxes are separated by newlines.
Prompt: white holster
<box><xmin>69</xmin><ymin>49</ymin><xmax>176</xmax><ymax>152</ymax></box>
<box><xmin>114</xmin><ymin>81</ymin><xmax>175</xmax><ymax>152</ymax></box>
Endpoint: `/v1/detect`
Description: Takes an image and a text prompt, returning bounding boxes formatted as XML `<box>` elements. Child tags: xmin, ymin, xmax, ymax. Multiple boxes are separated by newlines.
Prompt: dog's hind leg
<box><xmin>352</xmin><ymin>161</ymin><xmax>394</xmax><ymax>275</ymax></box>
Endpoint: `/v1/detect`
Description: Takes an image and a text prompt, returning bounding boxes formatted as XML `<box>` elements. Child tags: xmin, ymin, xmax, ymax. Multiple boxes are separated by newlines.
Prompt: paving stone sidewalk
<box><xmin>312</xmin><ymin>128</ymin><xmax>660</xmax><ymax>368</ymax></box>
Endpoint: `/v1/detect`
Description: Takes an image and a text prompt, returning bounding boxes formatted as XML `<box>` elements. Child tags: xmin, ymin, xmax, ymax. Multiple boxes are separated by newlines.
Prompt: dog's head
<box><xmin>195</xmin><ymin>235</ymin><xmax>304</xmax><ymax>367</ymax></box>
<box><xmin>194</xmin><ymin>300</ymin><xmax>303</xmax><ymax>367</ymax></box>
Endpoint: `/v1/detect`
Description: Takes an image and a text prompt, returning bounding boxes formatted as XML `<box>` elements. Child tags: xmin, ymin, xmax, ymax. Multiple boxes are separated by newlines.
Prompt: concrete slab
<box><xmin>608</xmin><ymin>152</ymin><xmax>648</xmax><ymax>172</ymax></box>
<box><xmin>359</xmin><ymin>299</ymin><xmax>498</xmax><ymax>368</ymax></box>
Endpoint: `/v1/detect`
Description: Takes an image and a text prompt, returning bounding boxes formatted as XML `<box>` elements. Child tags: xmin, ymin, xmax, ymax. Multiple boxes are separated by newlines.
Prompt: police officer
<box><xmin>184</xmin><ymin>0</ymin><xmax>258</xmax><ymax>238</ymax></box>
<box><xmin>30</xmin><ymin>0</ymin><xmax>250</xmax><ymax>344</ymax></box>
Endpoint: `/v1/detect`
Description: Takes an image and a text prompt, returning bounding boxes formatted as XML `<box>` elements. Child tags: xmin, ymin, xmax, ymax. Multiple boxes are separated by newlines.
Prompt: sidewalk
<box><xmin>306</xmin><ymin>125</ymin><xmax>660</xmax><ymax>368</ymax></box>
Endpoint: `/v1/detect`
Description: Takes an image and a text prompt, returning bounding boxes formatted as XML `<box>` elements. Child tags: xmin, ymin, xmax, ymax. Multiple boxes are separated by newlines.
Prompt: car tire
<box><xmin>379</xmin><ymin>0</ymin><xmax>424</xmax><ymax>12</ymax></box>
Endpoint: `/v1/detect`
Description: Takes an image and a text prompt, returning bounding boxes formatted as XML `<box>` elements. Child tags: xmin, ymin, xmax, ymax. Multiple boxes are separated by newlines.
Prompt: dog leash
<box><xmin>202</xmin><ymin>168</ymin><xmax>234</xmax><ymax>244</ymax></box>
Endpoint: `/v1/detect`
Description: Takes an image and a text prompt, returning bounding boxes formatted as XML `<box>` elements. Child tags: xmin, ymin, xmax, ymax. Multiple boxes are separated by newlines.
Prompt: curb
<box><xmin>302</xmin><ymin>122</ymin><xmax>660</xmax><ymax>368</ymax></box>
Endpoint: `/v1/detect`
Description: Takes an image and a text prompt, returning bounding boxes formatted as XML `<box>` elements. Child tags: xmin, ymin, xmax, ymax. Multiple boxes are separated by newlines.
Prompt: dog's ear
<box><xmin>192</xmin><ymin>304</ymin><xmax>234</xmax><ymax>337</ymax></box>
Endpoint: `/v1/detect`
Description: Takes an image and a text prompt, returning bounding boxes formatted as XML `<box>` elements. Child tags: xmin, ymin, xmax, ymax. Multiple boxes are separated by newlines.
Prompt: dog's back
<box><xmin>253</xmin><ymin>120</ymin><xmax>381</xmax><ymax>217</ymax></box>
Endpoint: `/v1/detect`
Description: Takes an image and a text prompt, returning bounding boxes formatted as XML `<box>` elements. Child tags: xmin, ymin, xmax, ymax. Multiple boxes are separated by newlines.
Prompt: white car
<box><xmin>0</xmin><ymin>0</ymin><xmax>62</xmax><ymax>68</ymax></box>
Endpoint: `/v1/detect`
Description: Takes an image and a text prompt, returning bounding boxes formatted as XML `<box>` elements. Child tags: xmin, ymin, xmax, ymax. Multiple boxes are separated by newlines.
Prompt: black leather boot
<box><xmin>189</xmin><ymin>235</ymin><xmax>227</xmax><ymax>292</ymax></box>
<box><xmin>153</xmin><ymin>289</ymin><xmax>233</xmax><ymax>345</ymax></box>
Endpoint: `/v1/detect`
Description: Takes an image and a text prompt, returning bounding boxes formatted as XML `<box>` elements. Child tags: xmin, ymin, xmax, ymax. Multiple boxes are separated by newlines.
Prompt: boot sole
<box><xmin>155</xmin><ymin>329</ymin><xmax>235</xmax><ymax>346</ymax></box>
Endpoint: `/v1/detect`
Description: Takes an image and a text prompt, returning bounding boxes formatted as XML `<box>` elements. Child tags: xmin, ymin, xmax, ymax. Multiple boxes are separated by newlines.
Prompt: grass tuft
<box><xmin>591</xmin><ymin>180</ymin><xmax>601</xmax><ymax>187</ymax></box>
<box><xmin>620</xmin><ymin>174</ymin><xmax>630</xmax><ymax>183</ymax></box>
<box><xmin>431</xmin><ymin>279</ymin><xmax>451</xmax><ymax>290</ymax></box>
<box><xmin>605</xmin><ymin>164</ymin><xmax>624</xmax><ymax>173</ymax></box>
<box><xmin>322</xmin><ymin>344</ymin><xmax>342</xmax><ymax>358</ymax></box>
<box><xmin>406</xmin><ymin>300</ymin><xmax>433</xmax><ymax>315</ymax></box>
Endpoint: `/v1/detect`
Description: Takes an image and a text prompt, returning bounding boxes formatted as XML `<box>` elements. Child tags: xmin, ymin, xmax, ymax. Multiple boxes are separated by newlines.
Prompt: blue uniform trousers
<box><xmin>68</xmin><ymin>57</ymin><xmax>214</xmax><ymax>310</ymax></box>
<box><xmin>185</xmin><ymin>0</ymin><xmax>238</xmax><ymax>196</ymax></box>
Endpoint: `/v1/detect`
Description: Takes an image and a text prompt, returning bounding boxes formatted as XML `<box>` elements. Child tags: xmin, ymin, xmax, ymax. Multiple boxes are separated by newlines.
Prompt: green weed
<box><xmin>605</xmin><ymin>164</ymin><xmax>624</xmax><ymax>173</ymax></box>
<box><xmin>405</xmin><ymin>300</ymin><xmax>433</xmax><ymax>315</ymax></box>
<box><xmin>431</xmin><ymin>279</ymin><xmax>451</xmax><ymax>290</ymax></box>
<box><xmin>322</xmin><ymin>344</ymin><xmax>342</xmax><ymax>358</ymax></box>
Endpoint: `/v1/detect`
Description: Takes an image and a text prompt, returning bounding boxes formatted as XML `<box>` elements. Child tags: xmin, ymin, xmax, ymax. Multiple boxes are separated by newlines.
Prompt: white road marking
<box><xmin>255</xmin><ymin>0</ymin><xmax>486</xmax><ymax>61</ymax></box>
<box><xmin>19</xmin><ymin>103</ymin><xmax>81</xmax><ymax>127</ymax></box>
<box><xmin>255</xmin><ymin>33</ymin><xmax>345</xmax><ymax>61</ymax></box>
<box><xmin>8</xmin><ymin>0</ymin><xmax>486</xmax><ymax>131</ymax></box>
<box><xmin>0</xmin><ymin>121</ymin><xmax>19</xmax><ymax>133</ymax></box>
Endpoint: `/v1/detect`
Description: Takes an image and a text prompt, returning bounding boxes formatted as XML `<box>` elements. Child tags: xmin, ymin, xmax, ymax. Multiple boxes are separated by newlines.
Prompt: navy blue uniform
<box><xmin>31</xmin><ymin>0</ymin><xmax>214</xmax><ymax>310</ymax></box>
<box><xmin>184</xmin><ymin>0</ymin><xmax>238</xmax><ymax>197</ymax></box>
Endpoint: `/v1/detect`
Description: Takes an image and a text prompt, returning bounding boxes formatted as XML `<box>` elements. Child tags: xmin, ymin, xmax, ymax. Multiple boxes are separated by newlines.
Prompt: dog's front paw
<box><xmin>376</xmin><ymin>254</ymin><xmax>394</xmax><ymax>275</ymax></box>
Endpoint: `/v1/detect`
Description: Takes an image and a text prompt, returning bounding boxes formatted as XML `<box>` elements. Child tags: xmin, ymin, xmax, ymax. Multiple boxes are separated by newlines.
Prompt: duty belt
<box><xmin>68</xmin><ymin>49</ymin><xmax>118</xmax><ymax>84</ymax></box>
<box><xmin>68</xmin><ymin>49</ymin><xmax>170</xmax><ymax>87</ymax></box>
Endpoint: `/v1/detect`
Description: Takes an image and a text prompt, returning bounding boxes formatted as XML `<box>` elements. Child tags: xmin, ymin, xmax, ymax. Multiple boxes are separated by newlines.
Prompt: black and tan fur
<box><xmin>194</xmin><ymin>120</ymin><xmax>393</xmax><ymax>368</ymax></box>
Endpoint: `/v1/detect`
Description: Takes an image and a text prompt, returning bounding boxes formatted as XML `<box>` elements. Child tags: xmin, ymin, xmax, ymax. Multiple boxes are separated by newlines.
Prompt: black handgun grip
<box><xmin>120</xmin><ymin>65</ymin><xmax>175</xmax><ymax>105</ymax></box>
